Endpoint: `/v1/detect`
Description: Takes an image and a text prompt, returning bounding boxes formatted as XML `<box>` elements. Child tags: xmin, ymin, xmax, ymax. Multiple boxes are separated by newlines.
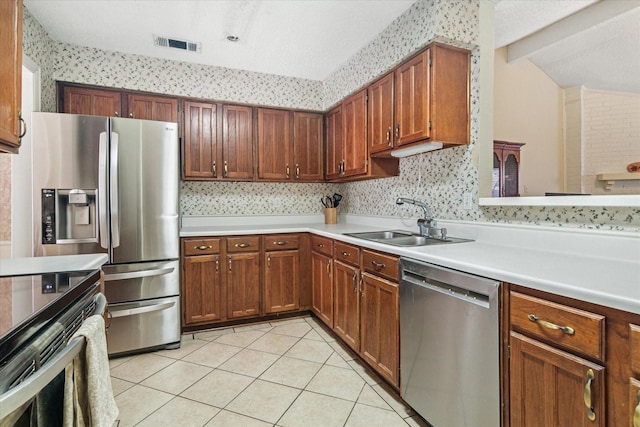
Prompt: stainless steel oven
<box><xmin>0</xmin><ymin>270</ymin><xmax>105</xmax><ymax>425</ymax></box>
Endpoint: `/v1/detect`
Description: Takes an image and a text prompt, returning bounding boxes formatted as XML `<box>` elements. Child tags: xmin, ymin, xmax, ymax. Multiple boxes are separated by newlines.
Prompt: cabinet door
<box><xmin>127</xmin><ymin>94</ymin><xmax>178</xmax><ymax>122</ymax></box>
<box><xmin>222</xmin><ymin>105</ymin><xmax>254</xmax><ymax>180</ymax></box>
<box><xmin>61</xmin><ymin>85</ymin><xmax>122</xmax><ymax>117</ymax></box>
<box><xmin>510</xmin><ymin>332</ymin><xmax>605</xmax><ymax>427</ymax></box>
<box><xmin>394</xmin><ymin>50</ymin><xmax>430</xmax><ymax>146</ymax></box>
<box><xmin>360</xmin><ymin>273</ymin><xmax>399</xmax><ymax>386</ymax></box>
<box><xmin>182</xmin><ymin>255</ymin><xmax>223</xmax><ymax>325</ymax></box>
<box><xmin>264</xmin><ymin>250</ymin><xmax>299</xmax><ymax>314</ymax></box>
<box><xmin>227</xmin><ymin>253</ymin><xmax>260</xmax><ymax>319</ymax></box>
<box><xmin>311</xmin><ymin>251</ymin><xmax>333</xmax><ymax>327</ymax></box>
<box><xmin>183</xmin><ymin>101</ymin><xmax>219</xmax><ymax>179</ymax></box>
<box><xmin>0</xmin><ymin>0</ymin><xmax>22</xmax><ymax>153</ymax></box>
<box><xmin>257</xmin><ymin>108</ymin><xmax>292</xmax><ymax>180</ymax></box>
<box><xmin>368</xmin><ymin>72</ymin><xmax>394</xmax><ymax>154</ymax></box>
<box><xmin>333</xmin><ymin>261</ymin><xmax>360</xmax><ymax>351</ymax></box>
<box><xmin>325</xmin><ymin>106</ymin><xmax>343</xmax><ymax>180</ymax></box>
<box><xmin>293</xmin><ymin>112</ymin><xmax>323</xmax><ymax>181</ymax></box>
<box><xmin>341</xmin><ymin>90</ymin><xmax>368</xmax><ymax>177</ymax></box>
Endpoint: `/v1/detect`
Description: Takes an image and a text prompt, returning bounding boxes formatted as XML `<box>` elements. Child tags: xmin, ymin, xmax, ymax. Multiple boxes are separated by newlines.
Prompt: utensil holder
<box><xmin>324</xmin><ymin>208</ymin><xmax>337</xmax><ymax>224</ymax></box>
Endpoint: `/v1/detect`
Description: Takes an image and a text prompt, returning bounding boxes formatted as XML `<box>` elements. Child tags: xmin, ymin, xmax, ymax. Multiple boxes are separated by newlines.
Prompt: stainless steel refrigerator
<box><xmin>31</xmin><ymin>112</ymin><xmax>180</xmax><ymax>356</ymax></box>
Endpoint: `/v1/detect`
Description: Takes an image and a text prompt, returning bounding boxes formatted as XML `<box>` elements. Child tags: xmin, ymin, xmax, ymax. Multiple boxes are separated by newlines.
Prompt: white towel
<box><xmin>63</xmin><ymin>315</ymin><xmax>118</xmax><ymax>427</ymax></box>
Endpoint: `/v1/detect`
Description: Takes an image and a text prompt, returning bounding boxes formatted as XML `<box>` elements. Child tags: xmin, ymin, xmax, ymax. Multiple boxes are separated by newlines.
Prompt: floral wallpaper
<box><xmin>19</xmin><ymin>0</ymin><xmax>640</xmax><ymax>232</ymax></box>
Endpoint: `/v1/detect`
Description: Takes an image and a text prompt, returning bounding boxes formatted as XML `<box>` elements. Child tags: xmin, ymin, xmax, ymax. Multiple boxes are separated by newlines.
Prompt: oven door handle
<box><xmin>0</xmin><ymin>293</ymin><xmax>106</xmax><ymax>420</ymax></box>
<box><xmin>103</xmin><ymin>266</ymin><xmax>174</xmax><ymax>282</ymax></box>
<box><xmin>108</xmin><ymin>300</ymin><xmax>175</xmax><ymax>318</ymax></box>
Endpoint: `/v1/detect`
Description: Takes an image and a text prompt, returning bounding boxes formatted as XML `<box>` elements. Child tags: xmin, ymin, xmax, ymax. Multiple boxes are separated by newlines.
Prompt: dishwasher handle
<box><xmin>402</xmin><ymin>272</ymin><xmax>494</xmax><ymax>309</ymax></box>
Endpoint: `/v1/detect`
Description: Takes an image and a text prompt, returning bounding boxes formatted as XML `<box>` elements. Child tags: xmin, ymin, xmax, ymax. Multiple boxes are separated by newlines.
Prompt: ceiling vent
<box><xmin>153</xmin><ymin>34</ymin><xmax>202</xmax><ymax>54</ymax></box>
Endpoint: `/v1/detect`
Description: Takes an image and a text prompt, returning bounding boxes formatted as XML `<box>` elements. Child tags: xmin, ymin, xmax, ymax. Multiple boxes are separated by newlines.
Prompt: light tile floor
<box><xmin>108</xmin><ymin>316</ymin><xmax>429</xmax><ymax>427</ymax></box>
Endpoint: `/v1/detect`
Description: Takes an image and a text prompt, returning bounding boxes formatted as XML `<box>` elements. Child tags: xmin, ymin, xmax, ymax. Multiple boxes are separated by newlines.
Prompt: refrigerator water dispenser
<box><xmin>41</xmin><ymin>188</ymin><xmax>98</xmax><ymax>244</ymax></box>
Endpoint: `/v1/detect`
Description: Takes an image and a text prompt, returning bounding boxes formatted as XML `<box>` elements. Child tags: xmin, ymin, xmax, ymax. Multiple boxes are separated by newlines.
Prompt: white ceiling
<box><xmin>24</xmin><ymin>0</ymin><xmax>640</xmax><ymax>92</ymax></box>
<box><xmin>23</xmin><ymin>0</ymin><xmax>416</xmax><ymax>81</ymax></box>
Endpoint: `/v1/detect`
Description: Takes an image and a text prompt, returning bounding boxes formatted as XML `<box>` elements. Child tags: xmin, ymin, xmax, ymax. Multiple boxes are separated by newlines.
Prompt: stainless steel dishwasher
<box><xmin>399</xmin><ymin>258</ymin><xmax>500</xmax><ymax>427</ymax></box>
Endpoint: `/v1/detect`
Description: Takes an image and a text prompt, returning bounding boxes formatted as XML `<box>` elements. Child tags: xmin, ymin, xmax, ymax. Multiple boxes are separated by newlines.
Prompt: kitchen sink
<box><xmin>345</xmin><ymin>230</ymin><xmax>472</xmax><ymax>247</ymax></box>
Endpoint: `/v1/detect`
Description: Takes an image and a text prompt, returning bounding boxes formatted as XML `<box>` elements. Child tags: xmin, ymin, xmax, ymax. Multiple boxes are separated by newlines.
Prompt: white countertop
<box><xmin>181</xmin><ymin>214</ymin><xmax>640</xmax><ymax>315</ymax></box>
<box><xmin>0</xmin><ymin>253</ymin><xmax>109</xmax><ymax>277</ymax></box>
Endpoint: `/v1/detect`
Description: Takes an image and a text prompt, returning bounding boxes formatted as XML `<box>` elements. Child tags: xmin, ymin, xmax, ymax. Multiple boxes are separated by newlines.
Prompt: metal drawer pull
<box><xmin>317</xmin><ymin>243</ymin><xmax>324</xmax><ymax>248</ymax></box>
<box><xmin>286</xmin><ymin>164</ymin><xmax>290</xmax><ymax>178</ymax></box>
<box><xmin>634</xmin><ymin>390</ymin><xmax>640</xmax><ymax>427</ymax></box>
<box><xmin>527</xmin><ymin>314</ymin><xmax>575</xmax><ymax>335</ymax></box>
<box><xmin>583</xmin><ymin>369</ymin><xmax>596</xmax><ymax>421</ymax></box>
<box><xmin>273</xmin><ymin>241</ymin><xmax>289</xmax><ymax>246</ymax></box>
<box><xmin>326</xmin><ymin>261</ymin><xmax>331</xmax><ymax>276</ymax></box>
<box><xmin>110</xmin><ymin>301</ymin><xmax>175</xmax><ymax>318</ymax></box>
<box><xmin>215</xmin><ymin>259</ymin><xmax>219</xmax><ymax>272</ymax></box>
<box><xmin>371</xmin><ymin>260</ymin><xmax>386</xmax><ymax>270</ymax></box>
<box><xmin>295</xmin><ymin>164</ymin><xmax>300</xmax><ymax>179</ymax></box>
<box><xmin>341</xmin><ymin>251</ymin><xmax>350</xmax><ymax>257</ymax></box>
<box><xmin>212</xmin><ymin>161</ymin><xmax>217</xmax><ymax>177</ymax></box>
<box><xmin>235</xmin><ymin>243</ymin><xmax>251</xmax><ymax>248</ymax></box>
<box><xmin>195</xmin><ymin>245</ymin><xmax>213</xmax><ymax>250</ymax></box>
<box><xmin>224</xmin><ymin>160</ymin><xmax>228</xmax><ymax>177</ymax></box>
<box><xmin>352</xmin><ymin>271</ymin><xmax>358</xmax><ymax>293</ymax></box>
<box><xmin>267</xmin><ymin>255</ymin><xmax>271</xmax><ymax>268</ymax></box>
<box><xmin>386</xmin><ymin>127</ymin><xmax>391</xmax><ymax>145</ymax></box>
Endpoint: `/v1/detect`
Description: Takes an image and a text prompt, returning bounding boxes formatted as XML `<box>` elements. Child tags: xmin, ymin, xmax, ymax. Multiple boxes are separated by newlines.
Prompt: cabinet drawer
<box><xmin>182</xmin><ymin>238</ymin><xmax>221</xmax><ymax>255</ymax></box>
<box><xmin>227</xmin><ymin>236</ymin><xmax>260</xmax><ymax>253</ymax></box>
<box><xmin>311</xmin><ymin>235</ymin><xmax>333</xmax><ymax>256</ymax></box>
<box><xmin>510</xmin><ymin>291</ymin><xmax>605</xmax><ymax>361</ymax></box>
<box><xmin>362</xmin><ymin>249</ymin><xmax>399</xmax><ymax>282</ymax></box>
<box><xmin>334</xmin><ymin>241</ymin><xmax>360</xmax><ymax>266</ymax></box>
<box><xmin>263</xmin><ymin>234</ymin><xmax>299</xmax><ymax>251</ymax></box>
<box><xmin>631</xmin><ymin>324</ymin><xmax>640</xmax><ymax>375</ymax></box>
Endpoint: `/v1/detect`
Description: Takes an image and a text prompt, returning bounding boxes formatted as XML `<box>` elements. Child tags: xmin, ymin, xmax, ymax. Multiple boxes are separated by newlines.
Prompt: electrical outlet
<box><xmin>273</xmin><ymin>197</ymin><xmax>282</xmax><ymax>208</ymax></box>
<box><xmin>463</xmin><ymin>192</ymin><xmax>473</xmax><ymax>210</ymax></box>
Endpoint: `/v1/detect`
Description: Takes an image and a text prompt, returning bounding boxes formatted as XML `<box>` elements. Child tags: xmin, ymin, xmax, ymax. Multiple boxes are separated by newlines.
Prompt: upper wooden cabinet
<box><xmin>368</xmin><ymin>72</ymin><xmax>394</xmax><ymax>155</ymax></box>
<box><xmin>293</xmin><ymin>112</ymin><xmax>324</xmax><ymax>181</ymax></box>
<box><xmin>59</xmin><ymin>84</ymin><xmax>178</xmax><ymax>122</ymax></box>
<box><xmin>62</xmin><ymin>86</ymin><xmax>122</xmax><ymax>117</ymax></box>
<box><xmin>0</xmin><ymin>0</ymin><xmax>24</xmax><ymax>154</ymax></box>
<box><xmin>394</xmin><ymin>43</ymin><xmax>470</xmax><ymax>149</ymax></box>
<box><xmin>325</xmin><ymin>89</ymin><xmax>399</xmax><ymax>182</ymax></box>
<box><xmin>222</xmin><ymin>104</ymin><xmax>254</xmax><ymax>180</ymax></box>
<box><xmin>257</xmin><ymin>108</ymin><xmax>292</xmax><ymax>181</ymax></box>
<box><xmin>127</xmin><ymin>94</ymin><xmax>178</xmax><ymax>122</ymax></box>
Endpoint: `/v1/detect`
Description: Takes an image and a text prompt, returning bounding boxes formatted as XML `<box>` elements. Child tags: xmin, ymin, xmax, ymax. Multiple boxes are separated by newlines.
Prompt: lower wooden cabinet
<box><xmin>227</xmin><ymin>252</ymin><xmax>260</xmax><ymax>319</ymax></box>
<box><xmin>311</xmin><ymin>250</ymin><xmax>333</xmax><ymax>327</ymax></box>
<box><xmin>360</xmin><ymin>272</ymin><xmax>399</xmax><ymax>386</ymax></box>
<box><xmin>182</xmin><ymin>253</ymin><xmax>223</xmax><ymax>324</ymax></box>
<box><xmin>333</xmin><ymin>260</ymin><xmax>360</xmax><ymax>351</ymax></box>
<box><xmin>510</xmin><ymin>332</ymin><xmax>605</xmax><ymax>427</ymax></box>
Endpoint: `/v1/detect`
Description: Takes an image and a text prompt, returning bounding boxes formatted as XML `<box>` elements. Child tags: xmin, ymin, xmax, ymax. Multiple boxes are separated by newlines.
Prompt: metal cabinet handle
<box><xmin>527</xmin><ymin>314</ymin><xmax>575</xmax><ymax>335</ymax></box>
<box><xmin>110</xmin><ymin>301</ymin><xmax>175</xmax><ymax>318</ymax></box>
<box><xmin>235</xmin><ymin>243</ymin><xmax>251</xmax><ymax>248</ymax></box>
<box><xmin>326</xmin><ymin>261</ymin><xmax>331</xmax><ymax>276</ymax></box>
<box><xmin>583</xmin><ymin>369</ymin><xmax>596</xmax><ymax>421</ymax></box>
<box><xmin>114</xmin><ymin>111</ymin><xmax>120</xmax><ymax>117</ymax></box>
<box><xmin>286</xmin><ymin>164</ymin><xmax>290</xmax><ymax>178</ymax></box>
<box><xmin>371</xmin><ymin>260</ymin><xmax>386</xmax><ymax>270</ymax></box>
<box><xmin>340</xmin><ymin>160</ymin><xmax>346</xmax><ymax>176</ymax></box>
<box><xmin>215</xmin><ymin>258</ymin><xmax>219</xmax><ymax>272</ymax></box>
<box><xmin>267</xmin><ymin>255</ymin><xmax>271</xmax><ymax>268</ymax></box>
<box><xmin>295</xmin><ymin>164</ymin><xmax>300</xmax><ymax>179</ymax></box>
<box><xmin>273</xmin><ymin>241</ymin><xmax>289</xmax><ymax>246</ymax></box>
<box><xmin>634</xmin><ymin>390</ymin><xmax>640</xmax><ymax>427</ymax></box>
<box><xmin>212</xmin><ymin>161</ymin><xmax>217</xmax><ymax>177</ymax></box>
<box><xmin>386</xmin><ymin>126</ymin><xmax>391</xmax><ymax>146</ymax></box>
<box><xmin>195</xmin><ymin>245</ymin><xmax>213</xmax><ymax>250</ymax></box>
<box><xmin>228</xmin><ymin>258</ymin><xmax>232</xmax><ymax>271</ymax></box>
<box><xmin>341</xmin><ymin>251</ymin><xmax>350</xmax><ymax>257</ymax></box>
<box><xmin>129</xmin><ymin>112</ymin><xmax>134</xmax><ymax>118</ymax></box>
<box><xmin>104</xmin><ymin>266</ymin><xmax>174</xmax><ymax>282</ymax></box>
<box><xmin>395</xmin><ymin>123</ymin><xmax>400</xmax><ymax>140</ymax></box>
<box><xmin>359</xmin><ymin>275</ymin><xmax>364</xmax><ymax>297</ymax></box>
<box><xmin>224</xmin><ymin>160</ymin><xmax>228</xmax><ymax>177</ymax></box>
<box><xmin>352</xmin><ymin>271</ymin><xmax>358</xmax><ymax>293</ymax></box>
<box><xmin>19</xmin><ymin>114</ymin><xmax>27</xmax><ymax>139</ymax></box>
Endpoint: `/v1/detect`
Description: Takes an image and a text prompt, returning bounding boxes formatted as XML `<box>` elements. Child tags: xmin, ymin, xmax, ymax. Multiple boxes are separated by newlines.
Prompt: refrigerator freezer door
<box><xmin>109</xmin><ymin>118</ymin><xmax>179</xmax><ymax>263</ymax></box>
<box><xmin>32</xmin><ymin>113</ymin><xmax>110</xmax><ymax>258</ymax></box>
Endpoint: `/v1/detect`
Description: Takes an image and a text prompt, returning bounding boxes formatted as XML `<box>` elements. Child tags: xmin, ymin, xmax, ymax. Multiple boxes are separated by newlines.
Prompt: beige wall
<box><xmin>493</xmin><ymin>47</ymin><xmax>564</xmax><ymax>196</ymax></box>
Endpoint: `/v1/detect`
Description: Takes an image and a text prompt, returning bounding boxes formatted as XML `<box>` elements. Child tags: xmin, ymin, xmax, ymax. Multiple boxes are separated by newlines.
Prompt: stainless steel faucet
<box><xmin>395</xmin><ymin>197</ymin><xmax>447</xmax><ymax>239</ymax></box>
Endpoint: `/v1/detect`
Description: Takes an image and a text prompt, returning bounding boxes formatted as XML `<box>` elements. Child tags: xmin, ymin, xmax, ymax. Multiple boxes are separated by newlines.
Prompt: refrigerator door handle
<box><xmin>103</xmin><ymin>266</ymin><xmax>175</xmax><ymax>282</ymax></box>
<box><xmin>110</xmin><ymin>132</ymin><xmax>120</xmax><ymax>248</ymax></box>
<box><xmin>108</xmin><ymin>301</ymin><xmax>176</xmax><ymax>318</ymax></box>
<box><xmin>98</xmin><ymin>132</ymin><xmax>109</xmax><ymax>249</ymax></box>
